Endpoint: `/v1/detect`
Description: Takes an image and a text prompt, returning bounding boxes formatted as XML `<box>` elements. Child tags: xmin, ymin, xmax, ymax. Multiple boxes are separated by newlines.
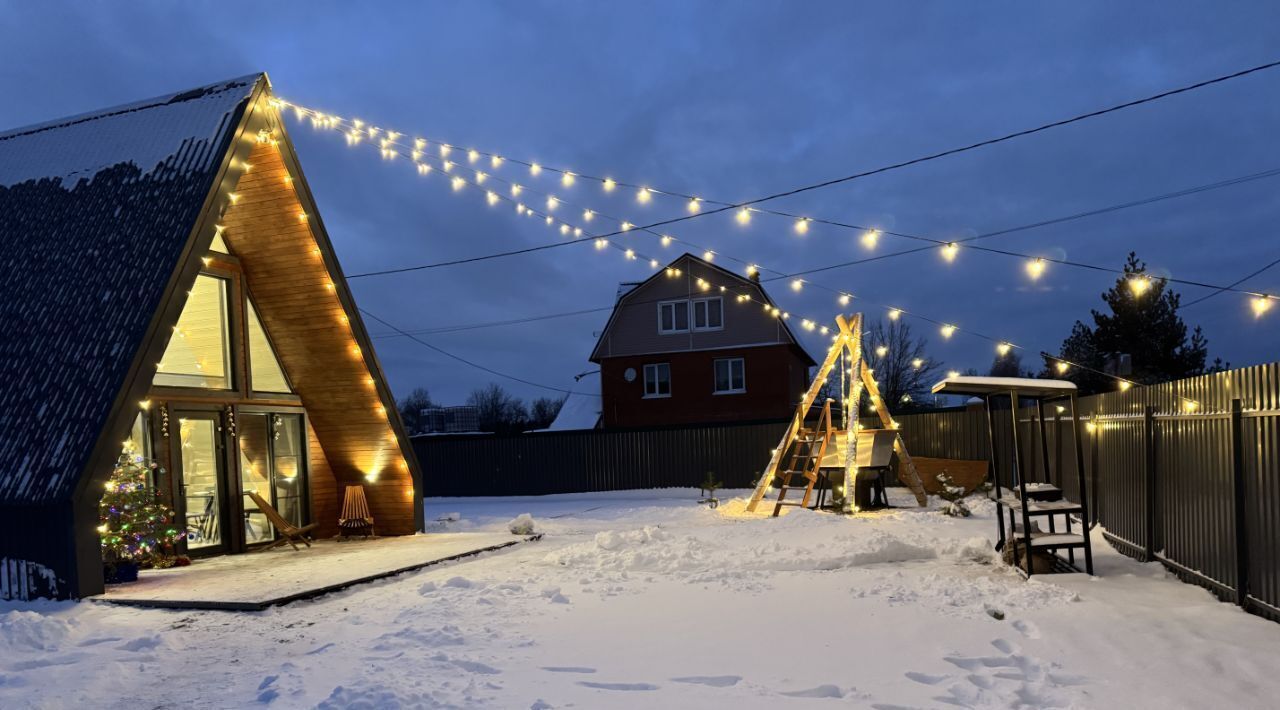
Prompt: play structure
<box><xmin>746</xmin><ymin>313</ymin><xmax>928</xmax><ymax>515</ymax></box>
<box><xmin>932</xmin><ymin>376</ymin><xmax>1095</xmax><ymax>577</ymax></box>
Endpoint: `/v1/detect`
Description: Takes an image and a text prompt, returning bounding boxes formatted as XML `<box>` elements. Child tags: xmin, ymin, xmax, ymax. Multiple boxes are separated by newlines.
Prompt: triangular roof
<box><xmin>0</xmin><ymin>75</ymin><xmax>259</xmax><ymax>504</ymax></box>
<box><xmin>0</xmin><ymin>75</ymin><xmax>421</xmax><ymax>519</ymax></box>
<box><xmin>588</xmin><ymin>253</ymin><xmax>817</xmax><ymax>366</ymax></box>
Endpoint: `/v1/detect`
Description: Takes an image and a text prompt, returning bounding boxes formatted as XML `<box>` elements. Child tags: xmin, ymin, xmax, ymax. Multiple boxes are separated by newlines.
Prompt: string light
<box><xmin>637</xmin><ymin>187</ymin><xmax>652</xmax><ymax>204</ymax></box>
<box><xmin>746</xmin><ymin>264</ymin><xmax>759</xmax><ymax>276</ymax></box>
<box><xmin>1129</xmin><ymin>275</ymin><xmax>1152</xmax><ymax>296</ymax></box>
<box><xmin>451</xmin><ymin>176</ymin><xmax>465</xmax><ymax>191</ymax></box>
<box><xmin>875</xmin><ymin>345</ymin><xmax>888</xmax><ymax>357</ymax></box>
<box><xmin>602</xmin><ymin>178</ymin><xmax>616</xmax><ymax>192</ymax></box>
<box><xmin>947</xmin><ymin>370</ymin><xmax>960</xmax><ymax>379</ymax></box>
<box><xmin>281</xmin><ymin>101</ymin><xmax>1216</xmax><ymax>404</ymax></box>
<box><xmin>839</xmin><ymin>294</ymin><xmax>851</xmax><ymax>306</ymax></box>
<box><xmin>1056</xmin><ymin>361</ymin><xmax>1070</xmax><ymax>374</ymax></box>
<box><xmin>794</xmin><ymin>217</ymin><xmax>810</xmax><ymax>235</ymax></box>
<box><xmin>791</xmin><ymin>278</ymin><xmax>803</xmax><ymax>292</ymax></box>
<box><xmin>1119</xmin><ymin>381</ymin><xmax>1132</xmax><ymax>391</ymax></box>
<box><xmin>486</xmin><ymin>191</ymin><xmax>499</xmax><ymax>206</ymax></box>
<box><xmin>1026</xmin><ymin>258</ymin><xmax>1047</xmax><ymax>280</ymax></box>
<box><xmin>703</xmin><ymin>250</ymin><xmax>715</xmax><ymax>262</ymax></box>
<box><xmin>467</xmin><ymin>149</ymin><xmax>480</xmax><ymax>164</ymax></box>
<box><xmin>913</xmin><ymin>358</ymin><xmax>925</xmax><ymax>369</ymax></box>
<box><xmin>887</xmin><ymin>308</ymin><xmax>901</xmax><ymax>321</ymax></box>
<box><xmin>583</xmin><ymin>208</ymin><xmax>594</xmax><ymax>221</ymax></box>
<box><xmin>546</xmin><ymin>195</ymin><xmax>559</xmax><ymax>210</ymax></box>
<box><xmin>862</xmin><ymin>229</ymin><xmax>879</xmax><ymax>249</ymax></box>
<box><xmin>1252</xmin><ymin>295</ymin><xmax>1273</xmax><ymax>318</ymax></box>
<box><xmin>941</xmin><ymin>242</ymin><xmax>959</xmax><ymax>262</ymax></box>
<box><xmin>940</xmin><ymin>324</ymin><xmax>956</xmax><ymax>338</ymax></box>
<box><xmin>530</xmin><ymin>162</ymin><xmax>542</xmax><ymax>176</ymax></box>
<box><xmin>491</xmin><ymin>155</ymin><xmax>504</xmax><ymax>169</ymax></box>
<box><xmin>510</xmin><ymin>183</ymin><xmax>522</xmax><ymax>197</ymax></box>
<box><xmin>736</xmin><ymin>207</ymin><xmax>752</xmax><ymax>225</ymax></box>
<box><xmin>562</xmin><ymin>171</ymin><xmax>576</xmax><ymax>187</ymax></box>
<box><xmin>687</xmin><ymin>197</ymin><xmax>701</xmax><ymax>213</ymax></box>
<box><xmin>997</xmin><ymin>342</ymin><xmax>1012</xmax><ymax>356</ymax></box>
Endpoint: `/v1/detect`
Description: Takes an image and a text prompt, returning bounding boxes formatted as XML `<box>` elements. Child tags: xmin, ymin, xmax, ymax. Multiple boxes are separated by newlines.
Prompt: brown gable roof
<box><xmin>588</xmin><ymin>253</ymin><xmax>816</xmax><ymax>366</ymax></box>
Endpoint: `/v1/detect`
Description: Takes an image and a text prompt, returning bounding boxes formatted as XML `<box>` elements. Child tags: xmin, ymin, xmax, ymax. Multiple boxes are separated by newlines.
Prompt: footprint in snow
<box><xmin>1012</xmin><ymin>619</ymin><xmax>1041</xmax><ymax>639</ymax></box>
<box><xmin>671</xmin><ymin>675</ymin><xmax>742</xmax><ymax>687</ymax></box>
<box><xmin>904</xmin><ymin>672</ymin><xmax>950</xmax><ymax>686</ymax></box>
<box><xmin>780</xmin><ymin>684</ymin><xmax>844</xmax><ymax>698</ymax></box>
<box><xmin>578</xmin><ymin>681</ymin><xmax>659</xmax><ymax>691</ymax></box>
<box><xmin>990</xmin><ymin>638</ymin><xmax>1017</xmax><ymax>654</ymax></box>
<box><xmin>542</xmin><ymin>666</ymin><xmax>596</xmax><ymax>674</ymax></box>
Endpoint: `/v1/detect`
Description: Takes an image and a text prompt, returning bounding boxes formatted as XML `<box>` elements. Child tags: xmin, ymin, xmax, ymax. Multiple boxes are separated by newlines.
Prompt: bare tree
<box><xmin>467</xmin><ymin>383</ymin><xmax>530</xmax><ymax>433</ymax></box>
<box><xmin>861</xmin><ymin>319</ymin><xmax>945</xmax><ymax>412</ymax></box>
<box><xmin>395</xmin><ymin>387</ymin><xmax>434</xmax><ymax>434</ymax></box>
<box><xmin>529</xmin><ymin>396</ymin><xmax>566</xmax><ymax>429</ymax></box>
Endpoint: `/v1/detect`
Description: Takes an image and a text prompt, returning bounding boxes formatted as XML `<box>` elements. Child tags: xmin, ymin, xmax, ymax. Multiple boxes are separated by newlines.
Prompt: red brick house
<box><xmin>589</xmin><ymin>254</ymin><xmax>816</xmax><ymax>427</ymax></box>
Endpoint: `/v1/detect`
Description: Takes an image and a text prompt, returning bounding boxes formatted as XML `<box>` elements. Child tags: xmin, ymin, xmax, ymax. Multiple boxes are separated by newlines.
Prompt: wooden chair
<box><xmin>245</xmin><ymin>492</ymin><xmax>319</xmax><ymax>551</ymax></box>
<box><xmin>338</xmin><ymin>485</ymin><xmax>376</xmax><ymax>539</ymax></box>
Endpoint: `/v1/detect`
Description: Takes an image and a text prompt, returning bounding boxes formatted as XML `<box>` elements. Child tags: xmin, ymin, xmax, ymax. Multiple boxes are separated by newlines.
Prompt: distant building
<box><xmin>421</xmin><ymin>406</ymin><xmax>480</xmax><ymax>433</ymax></box>
<box><xmin>589</xmin><ymin>253</ymin><xmax>816</xmax><ymax>428</ymax></box>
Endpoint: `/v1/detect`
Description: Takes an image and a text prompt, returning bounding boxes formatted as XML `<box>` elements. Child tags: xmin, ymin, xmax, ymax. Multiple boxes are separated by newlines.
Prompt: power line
<box><xmin>1180</xmin><ymin>256</ymin><xmax>1280</xmax><ymax>309</ymax></box>
<box><xmin>282</xmin><ymin>57</ymin><xmax>1280</xmax><ymax>254</ymax></box>
<box><xmin>358</xmin><ymin>308</ymin><xmax>593</xmax><ymax>396</ymax></box>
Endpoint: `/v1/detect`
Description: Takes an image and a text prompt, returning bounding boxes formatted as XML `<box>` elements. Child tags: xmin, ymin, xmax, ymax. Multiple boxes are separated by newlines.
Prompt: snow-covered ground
<box><xmin>2</xmin><ymin>489</ymin><xmax>1278</xmax><ymax>709</ymax></box>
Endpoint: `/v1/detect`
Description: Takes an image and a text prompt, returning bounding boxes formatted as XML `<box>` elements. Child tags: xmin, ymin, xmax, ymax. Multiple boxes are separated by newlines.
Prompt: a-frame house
<box><xmin>0</xmin><ymin>74</ymin><xmax>422</xmax><ymax>600</ymax></box>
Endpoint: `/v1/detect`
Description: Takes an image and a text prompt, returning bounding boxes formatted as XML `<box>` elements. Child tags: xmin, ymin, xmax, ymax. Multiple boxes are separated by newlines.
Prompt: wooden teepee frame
<box><xmin>746</xmin><ymin>313</ymin><xmax>928</xmax><ymax>513</ymax></box>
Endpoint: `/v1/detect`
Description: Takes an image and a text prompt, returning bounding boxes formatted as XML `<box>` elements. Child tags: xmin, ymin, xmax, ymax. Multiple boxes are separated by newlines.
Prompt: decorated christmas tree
<box><xmin>99</xmin><ymin>453</ymin><xmax>183</xmax><ymax>573</ymax></box>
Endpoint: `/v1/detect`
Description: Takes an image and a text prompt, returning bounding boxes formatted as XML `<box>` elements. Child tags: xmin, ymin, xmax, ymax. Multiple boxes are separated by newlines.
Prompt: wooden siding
<box><xmin>219</xmin><ymin>141</ymin><xmax>416</xmax><ymax>534</ymax></box>
<box><xmin>592</xmin><ymin>254</ymin><xmax>808</xmax><ymax>360</ymax></box>
<box><xmin>307</xmin><ymin>418</ymin><xmax>339</xmax><ymax>538</ymax></box>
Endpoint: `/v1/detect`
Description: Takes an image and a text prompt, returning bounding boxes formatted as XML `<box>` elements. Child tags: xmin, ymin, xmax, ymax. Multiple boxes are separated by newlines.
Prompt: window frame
<box><xmin>713</xmin><ymin>357</ymin><xmax>746</xmax><ymax>395</ymax></box>
<box><xmin>657</xmin><ymin>300</ymin><xmax>690</xmax><ymax>334</ymax></box>
<box><xmin>691</xmin><ymin>297</ymin><xmax>724</xmax><ymax>332</ymax></box>
<box><xmin>153</xmin><ymin>272</ymin><xmax>236</xmax><ymax>391</ymax></box>
<box><xmin>643</xmin><ymin>362</ymin><xmax>672</xmax><ymax>398</ymax></box>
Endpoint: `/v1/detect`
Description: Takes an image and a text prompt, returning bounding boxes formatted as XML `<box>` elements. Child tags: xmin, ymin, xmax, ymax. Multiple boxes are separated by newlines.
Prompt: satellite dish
<box><xmin>623</xmin><ymin>367</ymin><xmax>637</xmax><ymax>382</ymax></box>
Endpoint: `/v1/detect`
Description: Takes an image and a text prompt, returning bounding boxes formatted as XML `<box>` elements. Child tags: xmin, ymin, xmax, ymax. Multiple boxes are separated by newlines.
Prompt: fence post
<box><xmin>1231</xmin><ymin>398</ymin><xmax>1249</xmax><ymax>608</ymax></box>
<box><xmin>1143</xmin><ymin>405</ymin><xmax>1156</xmax><ymax>562</ymax></box>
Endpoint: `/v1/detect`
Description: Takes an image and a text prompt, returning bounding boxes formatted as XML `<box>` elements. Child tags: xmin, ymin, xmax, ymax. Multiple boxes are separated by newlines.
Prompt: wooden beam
<box><xmin>859</xmin><ymin>365</ymin><xmax>928</xmax><ymax>506</ymax></box>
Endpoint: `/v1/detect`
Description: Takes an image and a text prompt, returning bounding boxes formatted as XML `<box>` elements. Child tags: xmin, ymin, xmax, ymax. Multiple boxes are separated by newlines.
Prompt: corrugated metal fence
<box><xmin>884</xmin><ymin>362</ymin><xmax>1280</xmax><ymax>623</ymax></box>
<box><xmin>414</xmin><ymin>363</ymin><xmax>1280</xmax><ymax>623</ymax></box>
<box><xmin>413</xmin><ymin>419</ymin><xmax>788</xmax><ymax>496</ymax></box>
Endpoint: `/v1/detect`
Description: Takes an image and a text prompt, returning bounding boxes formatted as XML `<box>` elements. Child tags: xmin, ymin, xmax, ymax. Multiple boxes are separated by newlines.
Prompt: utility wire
<box><xmin>1180</xmin><ymin>256</ymin><xmax>1280</xmax><ymax>309</ymax></box>
<box><xmin>359</xmin><ymin>308</ymin><xmax>593</xmax><ymax>396</ymax></box>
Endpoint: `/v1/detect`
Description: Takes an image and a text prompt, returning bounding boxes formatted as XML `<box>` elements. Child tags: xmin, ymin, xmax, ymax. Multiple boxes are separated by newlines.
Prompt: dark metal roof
<box><xmin>0</xmin><ymin>75</ymin><xmax>259</xmax><ymax>504</ymax></box>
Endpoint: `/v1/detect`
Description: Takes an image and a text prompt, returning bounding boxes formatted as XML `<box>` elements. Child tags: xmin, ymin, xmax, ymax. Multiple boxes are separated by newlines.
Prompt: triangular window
<box><xmin>246</xmin><ymin>299</ymin><xmax>292</xmax><ymax>394</ymax></box>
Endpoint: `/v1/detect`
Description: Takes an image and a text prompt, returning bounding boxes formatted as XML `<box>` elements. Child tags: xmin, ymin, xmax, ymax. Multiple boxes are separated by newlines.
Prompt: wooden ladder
<box><xmin>769</xmin><ymin>401</ymin><xmax>833</xmax><ymax>516</ymax></box>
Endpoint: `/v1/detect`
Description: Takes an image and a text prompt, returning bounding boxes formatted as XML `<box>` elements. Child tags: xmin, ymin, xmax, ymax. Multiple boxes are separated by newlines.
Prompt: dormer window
<box><xmin>659</xmin><ymin>297</ymin><xmax>723</xmax><ymax>334</ymax></box>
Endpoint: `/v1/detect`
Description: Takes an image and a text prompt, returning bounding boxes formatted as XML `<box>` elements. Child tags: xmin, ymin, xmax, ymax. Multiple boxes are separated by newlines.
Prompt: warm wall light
<box><xmin>1056</xmin><ymin>361</ymin><xmax>1070</xmax><ymax>374</ymax></box>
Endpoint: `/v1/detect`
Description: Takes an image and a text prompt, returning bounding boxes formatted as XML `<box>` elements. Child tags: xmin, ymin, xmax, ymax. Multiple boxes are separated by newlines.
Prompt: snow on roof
<box><xmin>932</xmin><ymin>376</ymin><xmax>1077</xmax><ymax>398</ymax></box>
<box><xmin>545</xmin><ymin>372</ymin><xmax>601</xmax><ymax>431</ymax></box>
<box><xmin>0</xmin><ymin>74</ymin><xmax>259</xmax><ymax>189</ymax></box>
<box><xmin>0</xmin><ymin>75</ymin><xmax>261</xmax><ymax>505</ymax></box>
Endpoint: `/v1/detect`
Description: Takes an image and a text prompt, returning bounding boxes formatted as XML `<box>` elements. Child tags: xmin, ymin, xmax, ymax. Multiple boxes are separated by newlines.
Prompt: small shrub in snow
<box><xmin>508</xmin><ymin>513</ymin><xmax>537</xmax><ymax>535</ymax></box>
<box><xmin>936</xmin><ymin>472</ymin><xmax>971</xmax><ymax>517</ymax></box>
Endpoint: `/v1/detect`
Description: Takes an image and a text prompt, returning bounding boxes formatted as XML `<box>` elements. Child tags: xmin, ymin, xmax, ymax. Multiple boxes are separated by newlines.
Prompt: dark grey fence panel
<box><xmin>1156</xmin><ymin>414</ymin><xmax>1236</xmax><ymax>589</ymax></box>
<box><xmin>1244</xmin><ymin>413</ymin><xmax>1280</xmax><ymax>614</ymax></box>
<box><xmin>1094</xmin><ymin>416</ymin><xmax>1148</xmax><ymax>552</ymax></box>
<box><xmin>414</xmin><ymin>420</ymin><xmax>788</xmax><ymax>497</ymax></box>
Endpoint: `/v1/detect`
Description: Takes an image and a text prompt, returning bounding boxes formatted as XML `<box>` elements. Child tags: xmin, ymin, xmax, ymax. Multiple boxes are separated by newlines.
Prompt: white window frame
<box><xmin>713</xmin><ymin>357</ymin><xmax>746</xmax><ymax>395</ymax></box>
<box><xmin>657</xmin><ymin>300</ymin><xmax>690</xmax><ymax>334</ymax></box>
<box><xmin>691</xmin><ymin>297</ymin><xmax>724</xmax><ymax>332</ymax></box>
<box><xmin>643</xmin><ymin>363</ymin><xmax>672</xmax><ymax>398</ymax></box>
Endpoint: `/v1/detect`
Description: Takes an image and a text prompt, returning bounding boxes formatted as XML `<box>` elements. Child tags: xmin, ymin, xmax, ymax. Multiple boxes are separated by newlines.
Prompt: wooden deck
<box><xmin>95</xmin><ymin>533</ymin><xmax>538</xmax><ymax>611</ymax></box>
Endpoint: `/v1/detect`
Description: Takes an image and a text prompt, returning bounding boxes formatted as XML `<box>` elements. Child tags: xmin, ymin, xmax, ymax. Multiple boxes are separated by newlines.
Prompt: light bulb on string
<box><xmin>1026</xmin><ymin>258</ymin><xmax>1047</xmax><ymax>280</ymax></box>
<box><xmin>1252</xmin><ymin>295</ymin><xmax>1273</xmax><ymax>318</ymax></box>
<box><xmin>736</xmin><ymin>207</ymin><xmax>752</xmax><ymax>225</ymax></box>
<box><xmin>603</xmin><ymin>178</ymin><xmax>616</xmax><ymax>192</ymax></box>
<box><xmin>530</xmin><ymin>162</ymin><xmax>542</xmax><ymax>176</ymax></box>
<box><xmin>546</xmin><ymin>196</ymin><xmax>559</xmax><ymax>211</ymax></box>
<box><xmin>791</xmin><ymin>278</ymin><xmax>803</xmax><ymax>292</ymax></box>
<box><xmin>839</xmin><ymin>294</ymin><xmax>851</xmax><ymax>306</ymax></box>
<box><xmin>913</xmin><ymin>358</ymin><xmax>925</xmax><ymax>369</ymax></box>
<box><xmin>887</xmin><ymin>308</ymin><xmax>901</xmax><ymax>321</ymax></box>
<box><xmin>1129</xmin><ymin>275</ymin><xmax>1152</xmax><ymax>297</ymax></box>
<box><xmin>746</xmin><ymin>264</ymin><xmax>759</xmax><ymax>277</ymax></box>
<box><xmin>794</xmin><ymin>218</ymin><xmax>810</xmax><ymax>235</ymax></box>
<box><xmin>486</xmin><ymin>191</ymin><xmax>499</xmax><ymax>206</ymax></box>
<box><xmin>661</xmin><ymin>235</ymin><xmax>673</xmax><ymax>247</ymax></box>
<box><xmin>703</xmin><ymin>250</ymin><xmax>715</xmax><ymax>262</ymax></box>
<box><xmin>875</xmin><ymin>345</ymin><xmax>888</xmax><ymax>357</ymax></box>
<box><xmin>687</xmin><ymin>197</ymin><xmax>701</xmax><ymax>213</ymax></box>
<box><xmin>450</xmin><ymin>176</ymin><xmax>465</xmax><ymax>191</ymax></box>
<box><xmin>490</xmin><ymin>155</ymin><xmax>503</xmax><ymax>169</ymax></box>
<box><xmin>510</xmin><ymin>184</ymin><xmax>522</xmax><ymax>197</ymax></box>
<box><xmin>583</xmin><ymin>209</ymin><xmax>594</xmax><ymax>222</ymax></box>
<box><xmin>996</xmin><ymin>342</ymin><xmax>1012</xmax><ymax>356</ymax></box>
<box><xmin>467</xmin><ymin>149</ymin><xmax>480</xmax><ymax>163</ymax></box>
<box><xmin>862</xmin><ymin>229</ymin><xmax>879</xmax><ymax>249</ymax></box>
<box><xmin>637</xmin><ymin>187</ymin><xmax>652</xmax><ymax>204</ymax></box>
<box><xmin>562</xmin><ymin>172</ymin><xmax>576</xmax><ymax>187</ymax></box>
<box><xmin>1056</xmin><ymin>361</ymin><xmax>1070</xmax><ymax>374</ymax></box>
<box><xmin>940</xmin><ymin>324</ymin><xmax>956</xmax><ymax>339</ymax></box>
<box><xmin>942</xmin><ymin>242</ymin><xmax>959</xmax><ymax>262</ymax></box>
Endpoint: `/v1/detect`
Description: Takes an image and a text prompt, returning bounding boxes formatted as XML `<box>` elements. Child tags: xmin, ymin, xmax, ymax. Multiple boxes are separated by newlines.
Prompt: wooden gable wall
<box><xmin>218</xmin><ymin>140</ymin><xmax>416</xmax><ymax>534</ymax></box>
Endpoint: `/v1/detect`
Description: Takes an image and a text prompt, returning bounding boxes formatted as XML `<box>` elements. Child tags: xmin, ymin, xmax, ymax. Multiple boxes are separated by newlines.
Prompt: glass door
<box><xmin>238</xmin><ymin>413</ymin><xmax>308</xmax><ymax>546</ymax></box>
<box><xmin>176</xmin><ymin>413</ymin><xmax>227</xmax><ymax>554</ymax></box>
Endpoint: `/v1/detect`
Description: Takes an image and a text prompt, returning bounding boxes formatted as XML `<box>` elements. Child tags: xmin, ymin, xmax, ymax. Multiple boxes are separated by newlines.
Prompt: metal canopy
<box><xmin>931</xmin><ymin>375</ymin><xmax>1077</xmax><ymax>399</ymax></box>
